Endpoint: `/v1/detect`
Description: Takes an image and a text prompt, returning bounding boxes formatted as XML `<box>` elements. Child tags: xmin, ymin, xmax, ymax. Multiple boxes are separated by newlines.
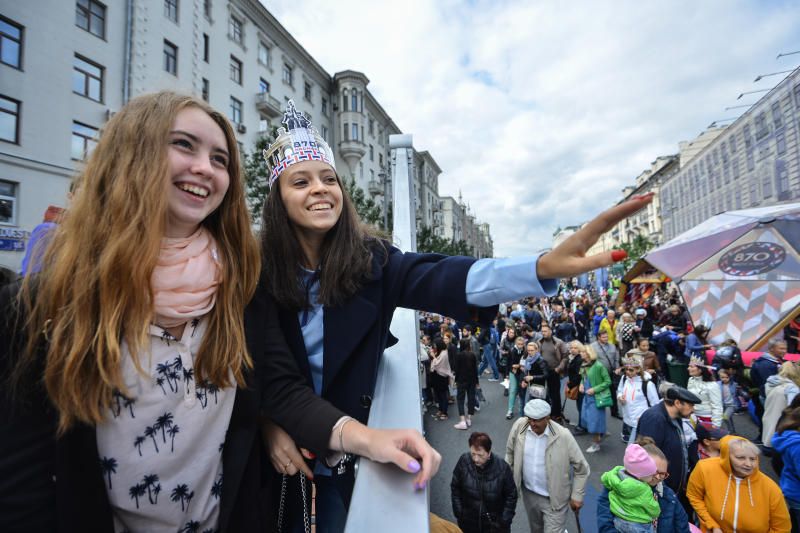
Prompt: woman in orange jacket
<box><xmin>686</xmin><ymin>436</ymin><xmax>791</xmax><ymax>533</ymax></box>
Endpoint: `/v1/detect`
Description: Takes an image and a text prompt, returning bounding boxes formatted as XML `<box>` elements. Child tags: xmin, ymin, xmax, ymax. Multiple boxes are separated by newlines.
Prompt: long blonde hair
<box><xmin>18</xmin><ymin>92</ymin><xmax>260</xmax><ymax>433</ymax></box>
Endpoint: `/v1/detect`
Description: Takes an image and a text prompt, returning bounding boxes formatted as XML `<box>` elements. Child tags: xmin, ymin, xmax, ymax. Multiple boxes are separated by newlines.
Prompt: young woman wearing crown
<box><xmin>255</xmin><ymin>100</ymin><xmax>654</xmax><ymax>531</ymax></box>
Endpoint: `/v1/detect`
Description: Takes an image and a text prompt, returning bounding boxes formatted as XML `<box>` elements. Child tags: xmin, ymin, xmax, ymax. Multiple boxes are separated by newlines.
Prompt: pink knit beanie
<box><xmin>624</xmin><ymin>444</ymin><xmax>657</xmax><ymax>478</ymax></box>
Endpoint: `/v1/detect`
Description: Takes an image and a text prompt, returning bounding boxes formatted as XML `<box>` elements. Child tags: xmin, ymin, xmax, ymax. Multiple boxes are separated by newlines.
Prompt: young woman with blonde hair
<box><xmin>579</xmin><ymin>345</ymin><xmax>613</xmax><ymax>453</ymax></box>
<box><xmin>0</xmin><ymin>92</ymin><xmax>433</xmax><ymax>533</ymax></box>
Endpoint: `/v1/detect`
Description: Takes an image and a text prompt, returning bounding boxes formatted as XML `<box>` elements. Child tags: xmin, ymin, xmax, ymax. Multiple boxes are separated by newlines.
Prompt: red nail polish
<box><xmin>611</xmin><ymin>250</ymin><xmax>627</xmax><ymax>262</ymax></box>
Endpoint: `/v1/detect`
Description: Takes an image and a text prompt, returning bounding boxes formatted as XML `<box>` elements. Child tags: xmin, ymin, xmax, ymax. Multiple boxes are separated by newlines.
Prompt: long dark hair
<box><xmin>260</xmin><ymin>175</ymin><xmax>387</xmax><ymax>310</ymax></box>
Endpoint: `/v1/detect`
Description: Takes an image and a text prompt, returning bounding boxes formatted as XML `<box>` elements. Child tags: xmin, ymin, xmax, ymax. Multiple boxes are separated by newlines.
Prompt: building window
<box><xmin>351</xmin><ymin>123</ymin><xmax>358</xmax><ymax>141</ymax></box>
<box><xmin>203</xmin><ymin>33</ymin><xmax>209</xmax><ymax>62</ymax></box>
<box><xmin>772</xmin><ymin>101</ymin><xmax>783</xmax><ymax>130</ymax></box>
<box><xmin>230</xmin><ymin>55</ymin><xmax>242</xmax><ymax>85</ymax></box>
<box><xmin>754</xmin><ymin>113</ymin><xmax>769</xmax><ymax>141</ymax></box>
<box><xmin>203</xmin><ymin>0</ymin><xmax>212</xmax><ymax>19</ymax></box>
<box><xmin>258</xmin><ymin>117</ymin><xmax>269</xmax><ymax>132</ymax></box>
<box><xmin>763</xmin><ymin>170</ymin><xmax>773</xmax><ymax>198</ymax></box>
<box><xmin>0</xmin><ymin>16</ymin><xmax>23</xmax><ymax>69</ymax></box>
<box><xmin>0</xmin><ymin>95</ymin><xmax>19</xmax><ymax>144</ymax></box>
<box><xmin>342</xmin><ymin>90</ymin><xmax>348</xmax><ymax>111</ymax></box>
<box><xmin>164</xmin><ymin>0</ymin><xmax>178</xmax><ymax>22</ymax></box>
<box><xmin>76</xmin><ymin>0</ymin><xmax>106</xmax><ymax>39</ymax></box>
<box><xmin>229</xmin><ymin>15</ymin><xmax>243</xmax><ymax>44</ymax></box>
<box><xmin>321</xmin><ymin>97</ymin><xmax>328</xmax><ymax>115</ymax></box>
<box><xmin>304</xmin><ymin>82</ymin><xmax>312</xmax><ymax>101</ymax></box>
<box><xmin>351</xmin><ymin>92</ymin><xmax>358</xmax><ymax>112</ymax></box>
<box><xmin>777</xmin><ymin>132</ymin><xmax>786</xmax><ymax>155</ymax></box>
<box><xmin>163</xmin><ymin>40</ymin><xmax>177</xmax><ymax>75</ymax></box>
<box><xmin>201</xmin><ymin>78</ymin><xmax>209</xmax><ymax>101</ymax></box>
<box><xmin>258</xmin><ymin>77</ymin><xmax>269</xmax><ymax>94</ymax></box>
<box><xmin>229</xmin><ymin>97</ymin><xmax>242</xmax><ymax>125</ymax></box>
<box><xmin>71</xmin><ymin>121</ymin><xmax>98</xmax><ymax>160</ymax></box>
<box><xmin>282</xmin><ymin>63</ymin><xmax>293</xmax><ymax>86</ymax></box>
<box><xmin>72</xmin><ymin>55</ymin><xmax>104</xmax><ymax>102</ymax></box>
<box><xmin>369</xmin><ymin>144</ymin><xmax>373</xmax><ymax>161</ymax></box>
<box><xmin>343</xmin><ymin>122</ymin><xmax>348</xmax><ymax>141</ymax></box>
<box><xmin>321</xmin><ymin>125</ymin><xmax>328</xmax><ymax>142</ymax></box>
<box><xmin>0</xmin><ymin>180</ymin><xmax>16</xmax><ymax>224</ymax></box>
<box><xmin>379</xmin><ymin>154</ymin><xmax>383</xmax><ymax>167</ymax></box>
<box><xmin>258</xmin><ymin>41</ymin><xmax>271</xmax><ymax>67</ymax></box>
<box><xmin>368</xmin><ymin>118</ymin><xmax>374</xmax><ymax>136</ymax></box>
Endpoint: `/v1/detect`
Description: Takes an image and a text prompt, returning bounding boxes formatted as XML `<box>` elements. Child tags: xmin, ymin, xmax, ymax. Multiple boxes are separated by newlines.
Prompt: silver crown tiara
<box><xmin>262</xmin><ymin>100</ymin><xmax>336</xmax><ymax>186</ymax></box>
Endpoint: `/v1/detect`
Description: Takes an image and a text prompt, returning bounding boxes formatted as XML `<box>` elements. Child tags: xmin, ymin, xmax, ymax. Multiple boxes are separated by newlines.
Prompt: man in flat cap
<box><xmin>505</xmin><ymin>399</ymin><xmax>590</xmax><ymax>532</ymax></box>
<box><xmin>636</xmin><ymin>386</ymin><xmax>701</xmax><ymax>496</ymax></box>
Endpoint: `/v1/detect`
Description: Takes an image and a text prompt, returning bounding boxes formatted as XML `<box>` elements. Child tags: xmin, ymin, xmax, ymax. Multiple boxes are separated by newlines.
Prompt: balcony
<box><xmin>368</xmin><ymin>179</ymin><xmax>383</xmax><ymax>196</ymax></box>
<box><xmin>338</xmin><ymin>140</ymin><xmax>367</xmax><ymax>170</ymax></box>
<box><xmin>255</xmin><ymin>92</ymin><xmax>281</xmax><ymax>118</ymax></box>
<box><xmin>339</xmin><ymin>139</ymin><xmax>366</xmax><ymax>157</ymax></box>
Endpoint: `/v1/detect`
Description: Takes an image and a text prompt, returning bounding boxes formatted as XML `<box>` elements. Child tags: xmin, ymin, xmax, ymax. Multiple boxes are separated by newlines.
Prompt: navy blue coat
<box><xmin>272</xmin><ymin>246</ymin><xmax>497</xmax><ymax>425</ymax></box>
<box><xmin>597</xmin><ymin>485</ymin><xmax>689</xmax><ymax>533</ymax></box>
<box><xmin>636</xmin><ymin>402</ymin><xmax>687</xmax><ymax>494</ymax></box>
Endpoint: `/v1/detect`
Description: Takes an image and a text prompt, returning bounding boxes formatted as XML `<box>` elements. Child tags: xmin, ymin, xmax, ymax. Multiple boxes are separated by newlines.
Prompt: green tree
<box><xmin>417</xmin><ymin>225</ymin><xmax>473</xmax><ymax>256</ymax></box>
<box><xmin>242</xmin><ymin>133</ymin><xmax>274</xmax><ymax>223</ymax></box>
<box><xmin>617</xmin><ymin>234</ymin><xmax>655</xmax><ymax>270</ymax></box>
<box><xmin>343</xmin><ymin>177</ymin><xmax>384</xmax><ymax>229</ymax></box>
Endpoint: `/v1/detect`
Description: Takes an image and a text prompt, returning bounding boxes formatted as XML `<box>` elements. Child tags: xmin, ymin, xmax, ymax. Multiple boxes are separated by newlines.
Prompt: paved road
<box><xmin>424</xmin><ymin>374</ymin><xmax>768</xmax><ymax>533</ymax></box>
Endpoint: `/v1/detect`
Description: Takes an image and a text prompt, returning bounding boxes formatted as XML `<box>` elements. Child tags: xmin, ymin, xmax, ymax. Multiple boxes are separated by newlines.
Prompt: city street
<box><xmin>425</xmin><ymin>373</ymin><xmax>769</xmax><ymax>533</ymax></box>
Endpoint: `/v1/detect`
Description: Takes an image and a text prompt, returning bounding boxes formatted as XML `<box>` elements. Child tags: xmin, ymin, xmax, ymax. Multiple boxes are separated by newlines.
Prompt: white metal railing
<box><xmin>344</xmin><ymin>134</ymin><xmax>429</xmax><ymax>532</ymax></box>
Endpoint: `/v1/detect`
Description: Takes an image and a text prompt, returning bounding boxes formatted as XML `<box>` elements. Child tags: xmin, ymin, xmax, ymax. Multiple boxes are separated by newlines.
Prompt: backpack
<box><xmin>621</xmin><ymin>376</ymin><xmax>657</xmax><ymax>407</ymax></box>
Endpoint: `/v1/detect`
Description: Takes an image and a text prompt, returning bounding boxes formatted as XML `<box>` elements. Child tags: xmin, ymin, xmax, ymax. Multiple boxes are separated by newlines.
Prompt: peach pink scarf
<box><xmin>151</xmin><ymin>227</ymin><xmax>220</xmax><ymax>328</ymax></box>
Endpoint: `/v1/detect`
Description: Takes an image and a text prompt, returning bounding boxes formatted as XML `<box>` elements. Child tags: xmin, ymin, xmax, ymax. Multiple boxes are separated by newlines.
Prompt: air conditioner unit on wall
<box><xmin>237</xmin><ymin>123</ymin><xmax>247</xmax><ymax>133</ymax></box>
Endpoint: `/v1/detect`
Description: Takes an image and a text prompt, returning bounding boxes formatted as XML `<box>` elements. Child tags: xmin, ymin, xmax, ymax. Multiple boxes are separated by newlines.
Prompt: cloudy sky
<box><xmin>263</xmin><ymin>0</ymin><xmax>800</xmax><ymax>256</ymax></box>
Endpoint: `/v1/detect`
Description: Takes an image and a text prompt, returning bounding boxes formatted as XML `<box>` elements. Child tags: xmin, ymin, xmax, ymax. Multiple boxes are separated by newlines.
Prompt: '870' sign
<box><xmin>718</xmin><ymin>242</ymin><xmax>786</xmax><ymax>276</ymax></box>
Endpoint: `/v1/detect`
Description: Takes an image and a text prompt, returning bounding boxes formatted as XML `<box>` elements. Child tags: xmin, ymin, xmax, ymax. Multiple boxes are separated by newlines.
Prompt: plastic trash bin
<box><xmin>667</xmin><ymin>361</ymin><xmax>689</xmax><ymax>388</ymax></box>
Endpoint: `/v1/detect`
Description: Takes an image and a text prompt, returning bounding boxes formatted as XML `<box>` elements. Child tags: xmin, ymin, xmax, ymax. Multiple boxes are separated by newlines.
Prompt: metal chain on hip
<box><xmin>276</xmin><ymin>471</ymin><xmax>311</xmax><ymax>533</ymax></box>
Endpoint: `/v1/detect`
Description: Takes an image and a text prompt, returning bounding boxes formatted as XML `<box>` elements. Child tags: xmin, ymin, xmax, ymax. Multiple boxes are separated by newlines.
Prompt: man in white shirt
<box><xmin>505</xmin><ymin>399</ymin><xmax>590</xmax><ymax>532</ymax></box>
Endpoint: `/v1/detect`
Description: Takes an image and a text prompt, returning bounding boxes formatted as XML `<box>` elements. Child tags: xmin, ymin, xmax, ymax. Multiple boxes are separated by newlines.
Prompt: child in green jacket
<box><xmin>601</xmin><ymin>444</ymin><xmax>661</xmax><ymax>533</ymax></box>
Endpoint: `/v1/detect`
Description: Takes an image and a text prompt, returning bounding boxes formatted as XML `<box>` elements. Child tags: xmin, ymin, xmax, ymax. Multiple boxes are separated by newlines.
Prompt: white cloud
<box><xmin>262</xmin><ymin>0</ymin><xmax>800</xmax><ymax>256</ymax></box>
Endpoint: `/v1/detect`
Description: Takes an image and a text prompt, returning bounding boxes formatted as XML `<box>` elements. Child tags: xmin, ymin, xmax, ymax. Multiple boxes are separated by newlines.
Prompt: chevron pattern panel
<box><xmin>680</xmin><ymin>280</ymin><xmax>800</xmax><ymax>350</ymax></box>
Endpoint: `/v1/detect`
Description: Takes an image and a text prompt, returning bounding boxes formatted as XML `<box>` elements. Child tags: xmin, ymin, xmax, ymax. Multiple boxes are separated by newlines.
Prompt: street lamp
<box><xmin>378</xmin><ymin>166</ymin><xmax>391</xmax><ymax>230</ymax></box>
<box><xmin>737</xmin><ymin>89</ymin><xmax>770</xmax><ymax>100</ymax></box>
<box><xmin>776</xmin><ymin>51</ymin><xmax>800</xmax><ymax>60</ymax></box>
<box><xmin>724</xmin><ymin>104</ymin><xmax>752</xmax><ymax>111</ymax></box>
<box><xmin>754</xmin><ymin>69</ymin><xmax>795</xmax><ymax>82</ymax></box>
<box><xmin>708</xmin><ymin>118</ymin><xmax>737</xmax><ymax>128</ymax></box>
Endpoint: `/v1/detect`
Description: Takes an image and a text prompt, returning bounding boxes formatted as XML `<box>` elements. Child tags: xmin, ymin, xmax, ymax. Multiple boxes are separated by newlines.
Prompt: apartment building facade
<box><xmin>660</xmin><ymin>68</ymin><xmax>800</xmax><ymax>240</ymax></box>
<box><xmin>0</xmin><ymin>0</ymin><xmax>493</xmax><ymax>271</ymax></box>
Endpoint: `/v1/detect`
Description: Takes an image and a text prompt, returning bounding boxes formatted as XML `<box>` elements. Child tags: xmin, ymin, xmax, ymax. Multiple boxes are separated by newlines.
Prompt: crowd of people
<box><xmin>423</xmin><ymin>286</ymin><xmax>800</xmax><ymax>532</ymax></box>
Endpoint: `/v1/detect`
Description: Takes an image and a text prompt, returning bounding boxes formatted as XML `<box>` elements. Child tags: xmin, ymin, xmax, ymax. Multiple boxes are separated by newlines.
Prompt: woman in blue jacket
<box><xmin>771</xmin><ymin>404</ymin><xmax>800</xmax><ymax>531</ymax></box>
<box><xmin>597</xmin><ymin>437</ymin><xmax>689</xmax><ymax>533</ymax></box>
<box><xmin>257</xmin><ymin>100</ymin><xmax>653</xmax><ymax>531</ymax></box>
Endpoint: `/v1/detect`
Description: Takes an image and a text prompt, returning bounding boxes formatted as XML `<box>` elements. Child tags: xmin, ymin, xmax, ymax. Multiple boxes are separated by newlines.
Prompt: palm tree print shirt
<box><xmin>96</xmin><ymin>318</ymin><xmax>234</xmax><ymax>533</ymax></box>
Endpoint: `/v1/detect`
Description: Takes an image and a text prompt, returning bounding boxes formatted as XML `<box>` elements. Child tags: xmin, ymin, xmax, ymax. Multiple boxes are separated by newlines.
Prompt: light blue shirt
<box><xmin>297</xmin><ymin>254</ymin><xmax>556</xmax><ymax>475</ymax></box>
